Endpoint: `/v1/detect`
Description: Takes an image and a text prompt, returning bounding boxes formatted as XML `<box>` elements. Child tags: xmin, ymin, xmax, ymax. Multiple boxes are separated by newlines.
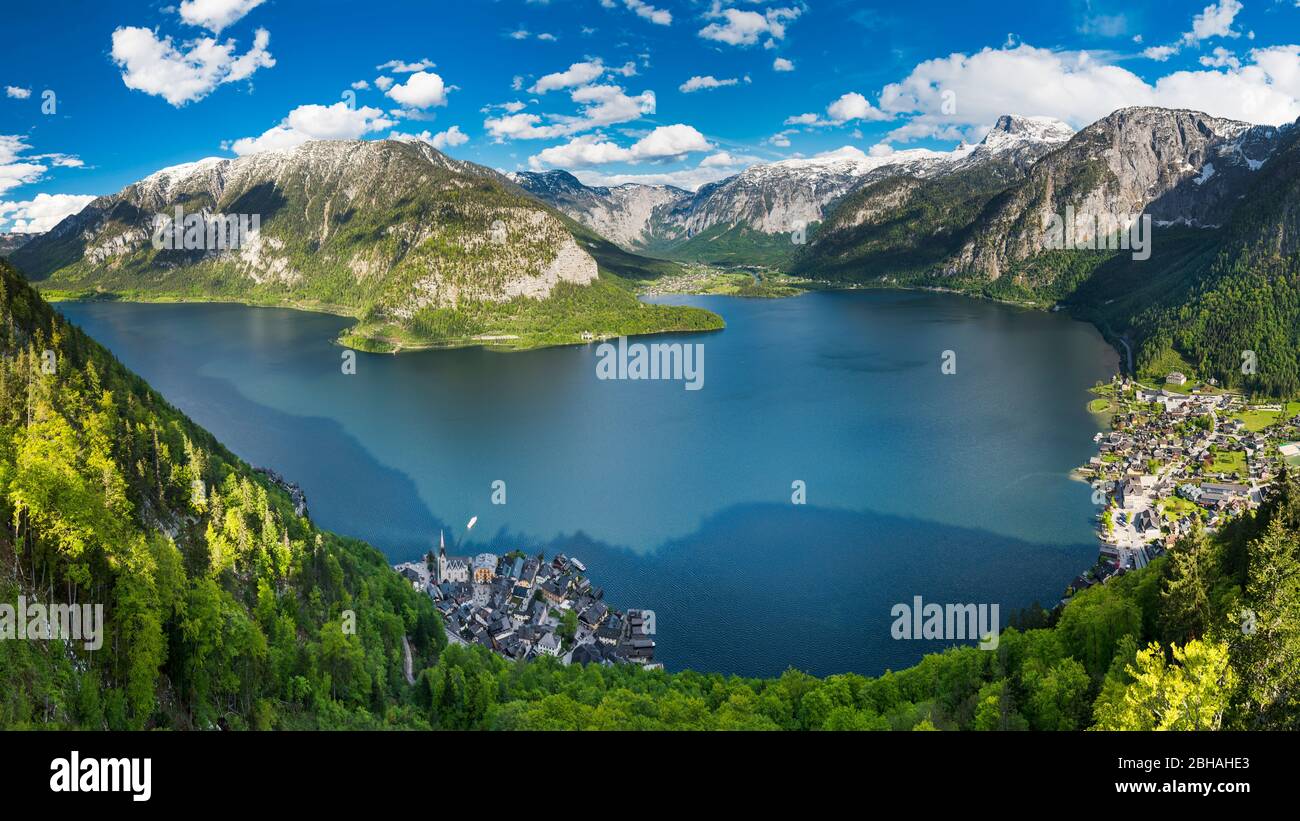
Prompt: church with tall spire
<box><xmin>432</xmin><ymin>529</ymin><xmax>470</xmax><ymax>584</ymax></box>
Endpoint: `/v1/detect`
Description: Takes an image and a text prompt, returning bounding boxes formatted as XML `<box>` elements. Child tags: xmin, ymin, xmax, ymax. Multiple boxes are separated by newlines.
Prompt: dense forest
<box><xmin>0</xmin><ymin>259</ymin><xmax>444</xmax><ymax>729</ymax></box>
<box><xmin>2</xmin><ymin>256</ymin><xmax>1298</xmax><ymax>730</ymax></box>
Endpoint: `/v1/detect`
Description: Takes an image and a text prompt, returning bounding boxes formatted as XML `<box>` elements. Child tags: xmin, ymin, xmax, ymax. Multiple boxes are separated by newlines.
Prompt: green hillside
<box><xmin>12</xmin><ymin>140</ymin><xmax>720</xmax><ymax>353</ymax></box>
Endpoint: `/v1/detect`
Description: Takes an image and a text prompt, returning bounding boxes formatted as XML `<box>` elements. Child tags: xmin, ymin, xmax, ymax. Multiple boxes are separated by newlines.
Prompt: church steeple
<box><xmin>436</xmin><ymin>529</ymin><xmax>446</xmax><ymax>583</ymax></box>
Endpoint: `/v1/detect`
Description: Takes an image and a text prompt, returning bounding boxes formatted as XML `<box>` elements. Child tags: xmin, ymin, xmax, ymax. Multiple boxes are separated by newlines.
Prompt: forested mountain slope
<box><xmin>10</xmin><ymin>140</ymin><xmax>718</xmax><ymax>352</ymax></box>
<box><xmin>0</xmin><ymin>258</ymin><xmax>444</xmax><ymax>729</ymax></box>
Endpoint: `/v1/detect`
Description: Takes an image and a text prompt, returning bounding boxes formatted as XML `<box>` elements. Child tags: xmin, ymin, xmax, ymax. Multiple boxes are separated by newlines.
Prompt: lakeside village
<box><xmin>1073</xmin><ymin>371</ymin><xmax>1300</xmax><ymax>597</ymax></box>
<box><xmin>393</xmin><ymin>533</ymin><xmax>659</xmax><ymax>669</ymax></box>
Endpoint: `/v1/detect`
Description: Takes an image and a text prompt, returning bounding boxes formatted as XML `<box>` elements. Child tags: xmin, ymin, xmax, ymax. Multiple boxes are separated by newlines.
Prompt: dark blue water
<box><xmin>57</xmin><ymin>290</ymin><xmax>1117</xmax><ymax>678</ymax></box>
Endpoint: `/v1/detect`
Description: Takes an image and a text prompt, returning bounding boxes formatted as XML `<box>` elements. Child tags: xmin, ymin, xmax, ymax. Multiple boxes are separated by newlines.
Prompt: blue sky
<box><xmin>3</xmin><ymin>0</ymin><xmax>1300</xmax><ymax>232</ymax></box>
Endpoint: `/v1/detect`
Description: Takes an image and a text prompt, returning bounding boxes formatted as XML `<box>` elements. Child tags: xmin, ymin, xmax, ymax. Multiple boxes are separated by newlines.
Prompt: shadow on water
<box><xmin>464</xmin><ymin>502</ymin><xmax>1094</xmax><ymax>680</ymax></box>
<box><xmin>167</xmin><ymin>371</ymin><xmax>447</xmax><ymax>557</ymax></box>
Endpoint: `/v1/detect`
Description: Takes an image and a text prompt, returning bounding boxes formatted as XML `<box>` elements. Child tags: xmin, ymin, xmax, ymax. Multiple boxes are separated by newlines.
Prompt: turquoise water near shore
<box><xmin>57</xmin><ymin>289</ymin><xmax>1117</xmax><ymax>677</ymax></box>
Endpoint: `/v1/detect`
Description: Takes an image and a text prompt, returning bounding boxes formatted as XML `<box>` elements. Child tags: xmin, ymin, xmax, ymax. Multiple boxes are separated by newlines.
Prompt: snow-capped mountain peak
<box><xmin>978</xmin><ymin>114</ymin><xmax>1075</xmax><ymax>150</ymax></box>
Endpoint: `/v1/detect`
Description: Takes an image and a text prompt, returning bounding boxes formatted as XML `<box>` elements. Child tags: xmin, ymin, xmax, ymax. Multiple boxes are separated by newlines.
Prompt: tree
<box><xmin>1161</xmin><ymin>524</ymin><xmax>1217</xmax><ymax>642</ymax></box>
<box><xmin>558</xmin><ymin>609</ymin><xmax>578</xmax><ymax>644</ymax></box>
<box><xmin>1093</xmin><ymin>639</ymin><xmax>1235</xmax><ymax>730</ymax></box>
<box><xmin>1229</xmin><ymin>516</ymin><xmax>1300</xmax><ymax>728</ymax></box>
<box><xmin>973</xmin><ymin>680</ymin><xmax>1028</xmax><ymax>731</ymax></box>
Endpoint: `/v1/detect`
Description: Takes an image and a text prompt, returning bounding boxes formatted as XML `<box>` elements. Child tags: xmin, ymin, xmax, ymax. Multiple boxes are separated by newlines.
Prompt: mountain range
<box><xmin>512</xmin><ymin>114</ymin><xmax>1076</xmax><ymax>266</ymax></box>
<box><xmin>10</xmin><ymin>106</ymin><xmax>1300</xmax><ymax>391</ymax></box>
<box><xmin>516</xmin><ymin>107</ymin><xmax>1300</xmax><ymax>394</ymax></box>
<box><xmin>10</xmin><ymin>138</ymin><xmax>717</xmax><ymax>352</ymax></box>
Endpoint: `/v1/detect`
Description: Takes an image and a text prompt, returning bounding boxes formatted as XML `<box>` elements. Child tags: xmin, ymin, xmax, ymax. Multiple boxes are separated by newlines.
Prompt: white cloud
<box><xmin>178</xmin><ymin>0</ymin><xmax>266</xmax><ymax>34</ymax></box>
<box><xmin>630</xmin><ymin>123</ymin><xmax>712</xmax><ymax>157</ymax></box>
<box><xmin>529</xmin><ymin>136</ymin><xmax>634</xmax><ymax>168</ymax></box>
<box><xmin>600</xmin><ymin>0</ymin><xmax>672</xmax><ymax>25</ymax></box>
<box><xmin>528</xmin><ymin>123</ymin><xmax>711</xmax><ymax>168</ymax></box>
<box><xmin>872</xmin><ymin>41</ymin><xmax>1300</xmax><ymax>146</ymax></box>
<box><xmin>484</xmin><ymin>113</ymin><xmax>558</xmax><ymax>140</ymax></box>
<box><xmin>485</xmin><ymin>84</ymin><xmax>654</xmax><ymax>140</ymax></box>
<box><xmin>1143</xmin><ymin>45</ymin><xmax>1178</xmax><ymax>61</ymax></box>
<box><xmin>31</xmin><ymin>154</ymin><xmax>83</xmax><ymax>168</ymax></box>
<box><xmin>391</xmin><ymin>125</ymin><xmax>469</xmax><ymax>150</ymax></box>
<box><xmin>568</xmin><ymin>84</ymin><xmax>655</xmax><ymax>127</ymax></box>
<box><xmin>826</xmin><ymin>92</ymin><xmax>890</xmax><ymax>123</ymax></box>
<box><xmin>569</xmin><ymin>148</ymin><xmax>759</xmax><ymax>191</ymax></box>
<box><xmin>0</xmin><ymin>135</ymin><xmax>83</xmax><ymax>196</ymax></box>
<box><xmin>1200</xmin><ymin>46</ymin><xmax>1241</xmax><ymax>68</ymax></box>
<box><xmin>5</xmin><ymin>86</ymin><xmax>31</xmax><ymax>99</ymax></box>
<box><xmin>700</xmin><ymin>150</ymin><xmax>759</xmax><ymax>167</ymax></box>
<box><xmin>377</xmin><ymin>58</ymin><xmax>436</xmax><ymax>73</ymax></box>
<box><xmin>625</xmin><ymin>0</ymin><xmax>672</xmax><ymax>25</ymax></box>
<box><xmin>110</xmin><ymin>25</ymin><xmax>274</xmax><ymax>106</ymax></box>
<box><xmin>482</xmin><ymin>100</ymin><xmax>527</xmax><ymax>115</ymax></box>
<box><xmin>228</xmin><ymin>101</ymin><xmax>397</xmax><ymax>155</ymax></box>
<box><xmin>766</xmin><ymin>129</ymin><xmax>796</xmax><ymax>147</ymax></box>
<box><xmin>1079</xmin><ymin>12</ymin><xmax>1130</xmax><ymax>38</ymax></box>
<box><xmin>1141</xmin><ymin>0</ymin><xmax>1244</xmax><ymax>62</ymax></box>
<box><xmin>0</xmin><ymin>192</ymin><xmax>96</xmax><ymax>233</ymax></box>
<box><xmin>385</xmin><ymin>71</ymin><xmax>450</xmax><ymax>109</ymax></box>
<box><xmin>0</xmin><ymin>163</ymin><xmax>46</xmax><ymax>195</ymax></box>
<box><xmin>571</xmin><ymin>166</ymin><xmax>724</xmax><ymax>190</ymax></box>
<box><xmin>430</xmin><ymin>125</ymin><xmax>469</xmax><ymax>149</ymax></box>
<box><xmin>699</xmin><ymin>5</ymin><xmax>801</xmax><ymax>48</ymax></box>
<box><xmin>374</xmin><ymin>76</ymin><xmax>394</xmax><ymax>91</ymax></box>
<box><xmin>1187</xmin><ymin>0</ymin><xmax>1243</xmax><ymax>43</ymax></box>
<box><xmin>679</xmin><ymin>75</ymin><xmax>739</xmax><ymax>92</ymax></box>
<box><xmin>529</xmin><ymin>60</ymin><xmax>607</xmax><ymax>93</ymax></box>
<box><xmin>350</xmin><ymin>80</ymin><xmax>370</xmax><ymax>90</ymax></box>
<box><xmin>0</xmin><ymin>136</ymin><xmax>45</xmax><ymax>196</ymax></box>
<box><xmin>773</xmin><ymin>57</ymin><xmax>794</xmax><ymax>71</ymax></box>
<box><xmin>785</xmin><ymin>92</ymin><xmax>890</xmax><ymax>127</ymax></box>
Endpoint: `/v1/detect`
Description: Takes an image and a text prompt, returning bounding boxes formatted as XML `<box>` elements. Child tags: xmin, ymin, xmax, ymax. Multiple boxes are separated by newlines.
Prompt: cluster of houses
<box><xmin>1074</xmin><ymin>375</ymin><xmax>1298</xmax><ymax>590</ymax></box>
<box><xmin>394</xmin><ymin>532</ymin><xmax>659</xmax><ymax>669</ymax></box>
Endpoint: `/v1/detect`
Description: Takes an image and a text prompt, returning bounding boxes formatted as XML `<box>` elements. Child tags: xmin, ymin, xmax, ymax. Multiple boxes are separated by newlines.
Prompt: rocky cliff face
<box><xmin>668</xmin><ymin>147</ymin><xmax>953</xmax><ymax>239</ymax></box>
<box><xmin>0</xmin><ymin>232</ymin><xmax>37</xmax><ymax>257</ymax></box>
<box><xmin>793</xmin><ymin>115</ymin><xmax>1075</xmax><ymax>279</ymax></box>
<box><xmin>510</xmin><ymin>170</ymin><xmax>689</xmax><ymax>250</ymax></box>
<box><xmin>14</xmin><ymin>139</ymin><xmax>599</xmax><ymax>314</ymax></box>
<box><xmin>948</xmin><ymin>107</ymin><xmax>1284</xmax><ymax>280</ymax></box>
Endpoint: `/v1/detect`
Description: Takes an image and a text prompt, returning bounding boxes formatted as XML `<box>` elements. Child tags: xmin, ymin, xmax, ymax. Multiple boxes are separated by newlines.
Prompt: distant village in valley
<box><xmin>394</xmin><ymin>532</ymin><xmax>659</xmax><ymax>669</ymax></box>
<box><xmin>1073</xmin><ymin>371</ymin><xmax>1300</xmax><ymax>597</ymax></box>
